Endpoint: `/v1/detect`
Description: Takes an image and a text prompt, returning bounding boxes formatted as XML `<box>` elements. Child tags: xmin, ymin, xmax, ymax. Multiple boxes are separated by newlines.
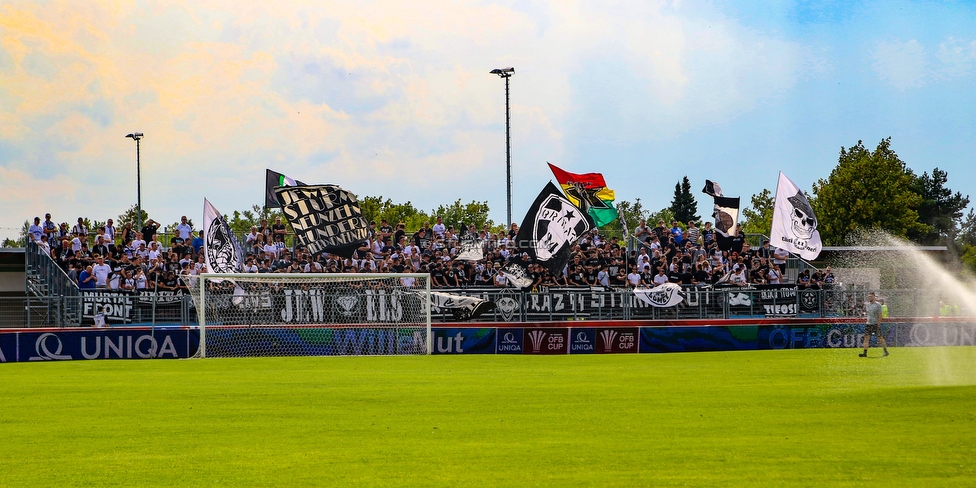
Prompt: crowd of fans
<box><xmin>27</xmin><ymin>211</ymin><xmax>833</xmax><ymax>292</ymax></box>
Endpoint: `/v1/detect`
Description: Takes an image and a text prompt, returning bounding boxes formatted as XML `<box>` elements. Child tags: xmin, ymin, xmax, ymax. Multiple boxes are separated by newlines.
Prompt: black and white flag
<box><xmin>203</xmin><ymin>198</ymin><xmax>244</xmax><ymax>274</ymax></box>
<box><xmin>634</xmin><ymin>283</ymin><xmax>684</xmax><ymax>307</ymax></box>
<box><xmin>770</xmin><ymin>172</ymin><xmax>822</xmax><ymax>260</ymax></box>
<box><xmin>265</xmin><ymin>169</ymin><xmax>306</xmax><ymax>208</ymax></box>
<box><xmin>501</xmin><ymin>182</ymin><xmax>593</xmax><ymax>289</ymax></box>
<box><xmin>455</xmin><ymin>225</ymin><xmax>484</xmax><ymax>261</ymax></box>
<box><xmin>712</xmin><ymin>195</ymin><xmax>740</xmax><ymax>251</ymax></box>
<box><xmin>275</xmin><ymin>185</ymin><xmax>370</xmax><ymax>258</ymax></box>
<box><xmin>702</xmin><ymin>179</ymin><xmax>724</xmax><ymax>197</ymax></box>
<box><xmin>429</xmin><ymin>291</ymin><xmax>496</xmax><ymax>321</ymax></box>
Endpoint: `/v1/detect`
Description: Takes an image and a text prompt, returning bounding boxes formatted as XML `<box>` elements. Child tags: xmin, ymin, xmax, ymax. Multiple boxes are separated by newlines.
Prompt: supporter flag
<box><xmin>702</xmin><ymin>179</ymin><xmax>723</xmax><ymax>197</ymax></box>
<box><xmin>547</xmin><ymin>162</ymin><xmax>618</xmax><ymax>228</ymax></box>
<box><xmin>711</xmin><ymin>195</ymin><xmax>740</xmax><ymax>251</ymax></box>
<box><xmin>265</xmin><ymin>169</ymin><xmax>306</xmax><ymax>208</ymax></box>
<box><xmin>275</xmin><ymin>184</ymin><xmax>369</xmax><ymax>258</ymax></box>
<box><xmin>455</xmin><ymin>225</ymin><xmax>484</xmax><ymax>261</ymax></box>
<box><xmin>429</xmin><ymin>291</ymin><xmax>496</xmax><ymax>321</ymax></box>
<box><xmin>202</xmin><ymin>199</ymin><xmax>245</xmax><ymax>274</ymax></box>
<box><xmin>501</xmin><ymin>182</ymin><xmax>594</xmax><ymax>289</ymax></box>
<box><xmin>633</xmin><ymin>283</ymin><xmax>684</xmax><ymax>307</ymax></box>
<box><xmin>770</xmin><ymin>171</ymin><xmax>822</xmax><ymax>260</ymax></box>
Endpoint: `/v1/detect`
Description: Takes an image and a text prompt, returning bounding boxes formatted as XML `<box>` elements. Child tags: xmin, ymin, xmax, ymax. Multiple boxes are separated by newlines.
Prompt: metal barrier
<box><xmin>4</xmin><ymin>285</ymin><xmax>969</xmax><ymax>328</ymax></box>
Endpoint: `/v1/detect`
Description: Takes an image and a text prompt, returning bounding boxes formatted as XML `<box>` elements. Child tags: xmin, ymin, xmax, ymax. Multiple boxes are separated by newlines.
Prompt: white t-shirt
<box><xmin>653</xmin><ymin>273</ymin><xmax>669</xmax><ymax>285</ymax></box>
<box><xmin>176</xmin><ymin>223</ymin><xmax>192</xmax><ymax>240</ymax></box>
<box><xmin>93</xmin><ymin>263</ymin><xmax>111</xmax><ymax>286</ymax></box>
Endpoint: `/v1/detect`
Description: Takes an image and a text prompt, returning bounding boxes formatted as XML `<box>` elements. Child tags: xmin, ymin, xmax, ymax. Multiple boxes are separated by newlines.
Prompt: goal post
<box><xmin>187</xmin><ymin>273</ymin><xmax>432</xmax><ymax>358</ymax></box>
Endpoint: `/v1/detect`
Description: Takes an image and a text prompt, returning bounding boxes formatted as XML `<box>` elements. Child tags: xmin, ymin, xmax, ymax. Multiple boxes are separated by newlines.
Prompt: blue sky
<box><xmin>1</xmin><ymin>0</ymin><xmax>974</xmax><ymax>232</ymax></box>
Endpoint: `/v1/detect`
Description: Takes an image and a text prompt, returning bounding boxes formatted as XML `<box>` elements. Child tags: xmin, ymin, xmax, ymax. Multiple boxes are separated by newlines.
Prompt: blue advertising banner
<box><xmin>12</xmin><ymin>329</ymin><xmax>198</xmax><ymax>361</ymax></box>
<box><xmin>0</xmin><ymin>333</ymin><xmax>15</xmax><ymax>363</ymax></box>
<box><xmin>569</xmin><ymin>328</ymin><xmax>595</xmax><ymax>354</ymax></box>
<box><xmin>433</xmin><ymin>328</ymin><xmax>496</xmax><ymax>355</ymax></box>
<box><xmin>640</xmin><ymin>326</ymin><xmax>759</xmax><ymax>353</ymax></box>
<box><xmin>204</xmin><ymin>327</ymin><xmax>426</xmax><ymax>357</ymax></box>
<box><xmin>496</xmin><ymin>328</ymin><xmax>523</xmax><ymax>354</ymax></box>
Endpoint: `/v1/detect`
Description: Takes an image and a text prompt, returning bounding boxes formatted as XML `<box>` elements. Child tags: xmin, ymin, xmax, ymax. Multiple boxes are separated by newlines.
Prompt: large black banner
<box><xmin>502</xmin><ymin>182</ymin><xmax>593</xmax><ymax>289</ymax></box>
<box><xmin>275</xmin><ymin>185</ymin><xmax>369</xmax><ymax>258</ymax></box>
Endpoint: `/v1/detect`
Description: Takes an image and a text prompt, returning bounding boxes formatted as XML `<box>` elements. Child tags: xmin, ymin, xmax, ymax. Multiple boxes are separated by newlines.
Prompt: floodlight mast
<box><xmin>490</xmin><ymin>67</ymin><xmax>514</xmax><ymax>228</ymax></box>
<box><xmin>125</xmin><ymin>132</ymin><xmax>144</xmax><ymax>231</ymax></box>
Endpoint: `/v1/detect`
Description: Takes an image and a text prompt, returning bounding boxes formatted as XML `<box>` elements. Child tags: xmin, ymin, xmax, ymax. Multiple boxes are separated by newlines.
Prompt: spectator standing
<box><xmin>28</xmin><ymin>217</ymin><xmax>43</xmax><ymax>243</ymax></box>
<box><xmin>104</xmin><ymin>219</ymin><xmax>117</xmax><ymax>244</ymax></box>
<box><xmin>175</xmin><ymin>216</ymin><xmax>192</xmax><ymax>243</ymax></box>
<box><xmin>141</xmin><ymin>219</ymin><xmax>160</xmax><ymax>243</ymax></box>
<box><xmin>72</xmin><ymin>218</ymin><xmax>89</xmax><ymax>240</ymax></box>
<box><xmin>42</xmin><ymin>213</ymin><xmax>57</xmax><ymax>241</ymax></box>
<box><xmin>685</xmin><ymin>221</ymin><xmax>700</xmax><ymax>247</ymax></box>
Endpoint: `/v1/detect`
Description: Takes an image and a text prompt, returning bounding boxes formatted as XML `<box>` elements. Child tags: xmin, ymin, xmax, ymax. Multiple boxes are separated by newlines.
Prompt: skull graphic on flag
<box><xmin>533</xmin><ymin>194</ymin><xmax>588</xmax><ymax>261</ymax></box>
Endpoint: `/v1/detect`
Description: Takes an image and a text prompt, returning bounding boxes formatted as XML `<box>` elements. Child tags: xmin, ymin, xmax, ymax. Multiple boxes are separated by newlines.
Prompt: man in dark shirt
<box><xmin>140</xmin><ymin>219</ymin><xmax>160</xmax><ymax>242</ymax></box>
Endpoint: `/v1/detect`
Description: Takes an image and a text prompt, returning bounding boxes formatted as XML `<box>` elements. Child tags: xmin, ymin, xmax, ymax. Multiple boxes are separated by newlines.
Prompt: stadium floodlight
<box><xmin>125</xmin><ymin>132</ymin><xmax>144</xmax><ymax>231</ymax></box>
<box><xmin>490</xmin><ymin>67</ymin><xmax>515</xmax><ymax>227</ymax></box>
<box><xmin>187</xmin><ymin>273</ymin><xmax>432</xmax><ymax>358</ymax></box>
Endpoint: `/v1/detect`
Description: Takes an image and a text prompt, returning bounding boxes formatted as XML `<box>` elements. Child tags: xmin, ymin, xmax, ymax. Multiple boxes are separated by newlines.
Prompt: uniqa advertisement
<box><xmin>0</xmin><ymin>328</ymin><xmax>198</xmax><ymax>362</ymax></box>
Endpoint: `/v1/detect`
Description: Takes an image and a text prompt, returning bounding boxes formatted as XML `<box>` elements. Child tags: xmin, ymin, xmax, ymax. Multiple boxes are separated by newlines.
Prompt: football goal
<box><xmin>186</xmin><ymin>273</ymin><xmax>431</xmax><ymax>358</ymax></box>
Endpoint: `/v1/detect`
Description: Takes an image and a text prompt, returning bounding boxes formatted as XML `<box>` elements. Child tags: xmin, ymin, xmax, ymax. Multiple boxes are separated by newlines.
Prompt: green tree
<box><xmin>647</xmin><ymin>207</ymin><xmax>676</xmax><ymax>229</ymax></box>
<box><xmin>226</xmin><ymin>205</ymin><xmax>287</xmax><ymax>235</ymax></box>
<box><xmin>669</xmin><ymin>176</ymin><xmax>700</xmax><ymax>223</ymax></box>
<box><xmin>613</xmin><ymin>198</ymin><xmax>652</xmax><ymax>237</ymax></box>
<box><xmin>118</xmin><ymin>205</ymin><xmax>150</xmax><ymax>229</ymax></box>
<box><xmin>907</xmin><ymin>167</ymin><xmax>970</xmax><ymax>245</ymax></box>
<box><xmin>740</xmin><ymin>189</ymin><xmax>774</xmax><ymax>237</ymax></box>
<box><xmin>431</xmin><ymin>199</ymin><xmax>493</xmax><ymax>232</ymax></box>
<box><xmin>3</xmin><ymin>220</ymin><xmax>30</xmax><ymax>247</ymax></box>
<box><xmin>358</xmin><ymin>196</ymin><xmax>430</xmax><ymax>232</ymax></box>
<box><xmin>811</xmin><ymin>138</ymin><xmax>924</xmax><ymax>245</ymax></box>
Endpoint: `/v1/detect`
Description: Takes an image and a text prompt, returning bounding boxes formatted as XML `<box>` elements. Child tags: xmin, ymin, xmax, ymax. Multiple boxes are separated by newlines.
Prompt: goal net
<box><xmin>186</xmin><ymin>273</ymin><xmax>431</xmax><ymax>358</ymax></box>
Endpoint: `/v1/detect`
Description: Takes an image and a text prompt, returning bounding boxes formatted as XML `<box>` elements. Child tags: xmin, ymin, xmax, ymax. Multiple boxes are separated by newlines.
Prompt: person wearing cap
<box><xmin>42</xmin><ymin>213</ymin><xmax>57</xmax><ymax>240</ymax></box>
<box><xmin>28</xmin><ymin>217</ymin><xmax>43</xmax><ymax>243</ymax></box>
<box><xmin>860</xmin><ymin>292</ymin><xmax>889</xmax><ymax>357</ymax></box>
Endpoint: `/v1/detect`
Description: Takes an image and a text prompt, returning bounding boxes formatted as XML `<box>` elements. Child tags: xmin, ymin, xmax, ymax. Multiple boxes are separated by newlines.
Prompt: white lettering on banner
<box><xmin>436</xmin><ymin>333</ymin><xmax>465</xmax><ymax>353</ymax></box>
<box><xmin>29</xmin><ymin>333</ymin><xmax>72</xmax><ymax>361</ymax></box>
<box><xmin>910</xmin><ymin>324</ymin><xmax>976</xmax><ymax>347</ymax></box>
<box><xmin>547</xmin><ymin>334</ymin><xmax>564</xmax><ymax>350</ymax></box>
<box><xmin>0</xmin><ymin>345</ymin><xmax>6</xmax><ymax>362</ymax></box>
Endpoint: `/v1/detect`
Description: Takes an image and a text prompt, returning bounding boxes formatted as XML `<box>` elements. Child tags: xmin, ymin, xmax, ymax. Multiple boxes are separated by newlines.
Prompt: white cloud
<box><xmin>0</xmin><ymin>0</ymin><xmax>825</xmax><ymax>227</ymax></box>
<box><xmin>873</xmin><ymin>37</ymin><xmax>976</xmax><ymax>90</ymax></box>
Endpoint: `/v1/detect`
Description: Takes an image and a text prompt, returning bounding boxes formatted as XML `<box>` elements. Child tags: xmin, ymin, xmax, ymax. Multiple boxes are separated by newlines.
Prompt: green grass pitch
<box><xmin>2</xmin><ymin>347</ymin><xmax>975</xmax><ymax>486</ymax></box>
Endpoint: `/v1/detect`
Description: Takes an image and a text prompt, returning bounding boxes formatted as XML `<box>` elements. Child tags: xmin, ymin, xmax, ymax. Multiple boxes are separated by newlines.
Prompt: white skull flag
<box><xmin>770</xmin><ymin>171</ymin><xmax>822</xmax><ymax>260</ymax></box>
<box><xmin>633</xmin><ymin>283</ymin><xmax>684</xmax><ymax>307</ymax></box>
<box><xmin>203</xmin><ymin>198</ymin><xmax>244</xmax><ymax>274</ymax></box>
<box><xmin>502</xmin><ymin>182</ymin><xmax>593</xmax><ymax>288</ymax></box>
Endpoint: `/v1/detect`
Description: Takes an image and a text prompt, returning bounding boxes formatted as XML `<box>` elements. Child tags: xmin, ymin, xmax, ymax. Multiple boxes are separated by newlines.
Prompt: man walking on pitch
<box><xmin>860</xmin><ymin>292</ymin><xmax>889</xmax><ymax>357</ymax></box>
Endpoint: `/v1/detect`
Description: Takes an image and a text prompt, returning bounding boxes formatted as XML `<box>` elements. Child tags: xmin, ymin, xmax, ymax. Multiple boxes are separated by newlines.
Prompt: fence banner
<box><xmin>496</xmin><ymin>328</ymin><xmax>524</xmax><ymax>354</ymax></box>
<box><xmin>640</xmin><ymin>326</ymin><xmax>760</xmax><ymax>353</ymax></box>
<box><xmin>0</xmin><ymin>333</ymin><xmax>14</xmax><ymax>363</ymax></box>
<box><xmin>82</xmin><ymin>290</ymin><xmax>187</xmax><ymax>324</ymax></box>
<box><xmin>596</xmin><ymin>327</ymin><xmax>639</xmax><ymax>353</ymax></box>
<box><xmin>432</xmin><ymin>328</ymin><xmax>496</xmax><ymax>354</ymax></box>
<box><xmin>523</xmin><ymin>328</ymin><xmax>569</xmax><ymax>354</ymax></box>
<box><xmin>569</xmin><ymin>328</ymin><xmax>595</xmax><ymax>354</ymax></box>
<box><xmin>3</xmin><ymin>329</ymin><xmax>198</xmax><ymax>362</ymax></box>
